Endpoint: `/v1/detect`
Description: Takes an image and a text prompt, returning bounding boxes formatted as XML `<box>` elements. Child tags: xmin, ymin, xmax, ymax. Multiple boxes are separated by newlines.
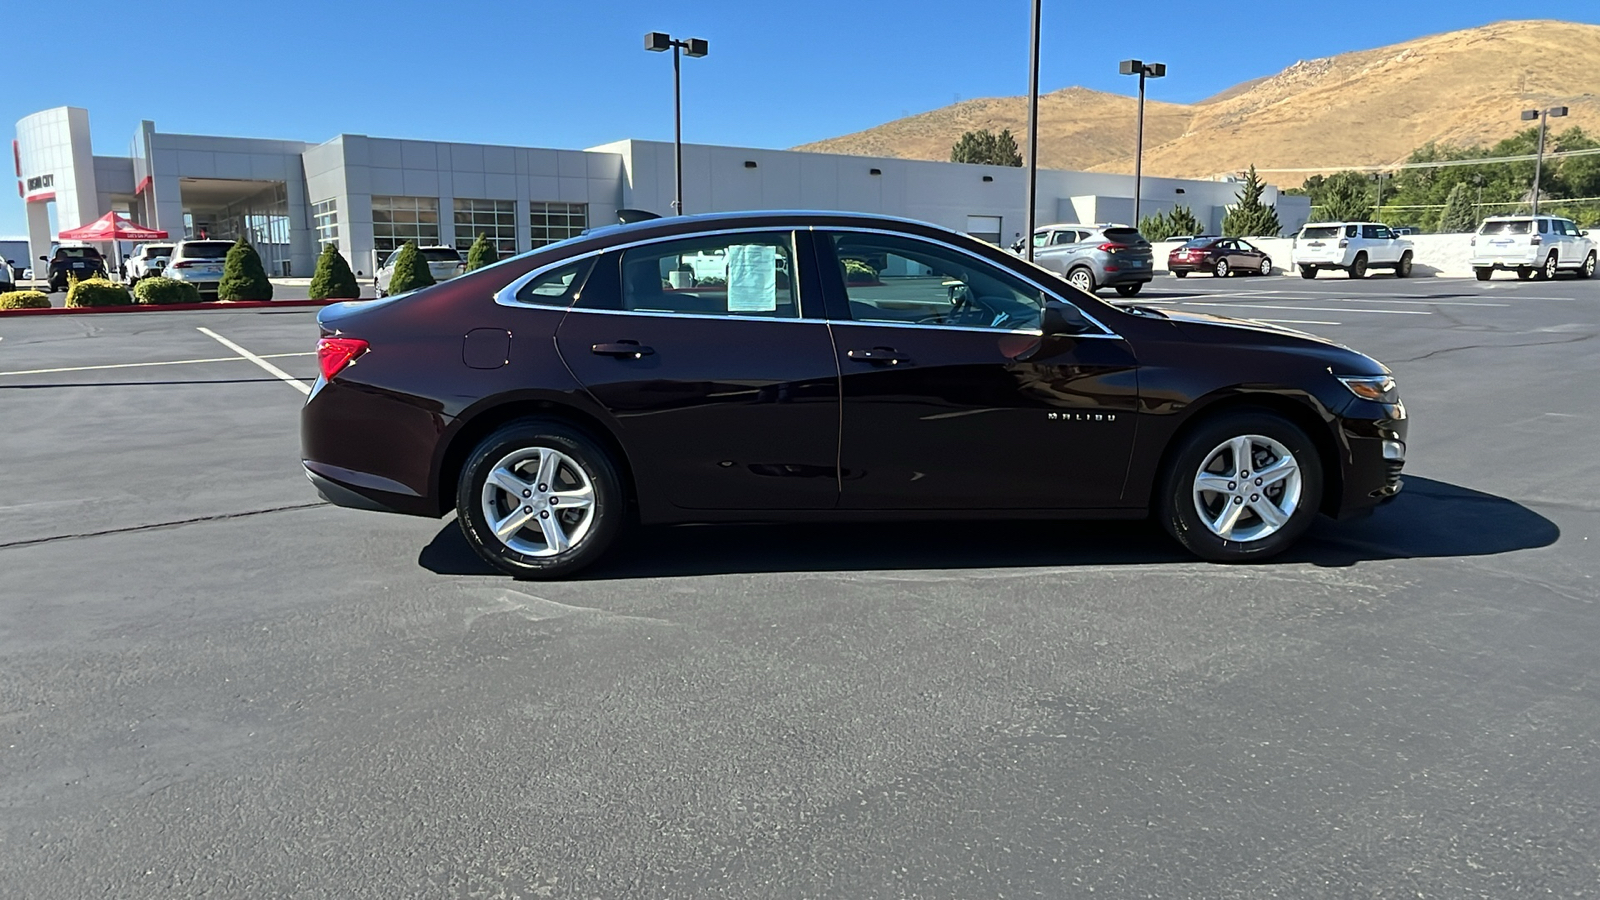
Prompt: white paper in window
<box><xmin>726</xmin><ymin>244</ymin><xmax>778</xmax><ymax>312</ymax></box>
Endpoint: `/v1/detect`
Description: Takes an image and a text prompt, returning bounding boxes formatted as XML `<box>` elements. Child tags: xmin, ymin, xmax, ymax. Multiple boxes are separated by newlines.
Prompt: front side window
<box><xmin>586</xmin><ymin>232</ymin><xmax>798</xmax><ymax>318</ymax></box>
<box><xmin>824</xmin><ymin>232</ymin><xmax>1045</xmax><ymax>332</ymax></box>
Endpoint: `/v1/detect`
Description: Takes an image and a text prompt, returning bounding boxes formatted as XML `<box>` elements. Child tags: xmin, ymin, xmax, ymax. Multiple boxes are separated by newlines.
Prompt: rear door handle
<box><xmin>592</xmin><ymin>341</ymin><xmax>655</xmax><ymax>359</ymax></box>
<box><xmin>846</xmin><ymin>348</ymin><xmax>907</xmax><ymax>365</ymax></box>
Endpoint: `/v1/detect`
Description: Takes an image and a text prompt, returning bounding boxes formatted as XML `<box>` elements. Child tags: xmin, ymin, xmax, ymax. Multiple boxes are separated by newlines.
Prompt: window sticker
<box><xmin>727</xmin><ymin>244</ymin><xmax>778</xmax><ymax>312</ymax></box>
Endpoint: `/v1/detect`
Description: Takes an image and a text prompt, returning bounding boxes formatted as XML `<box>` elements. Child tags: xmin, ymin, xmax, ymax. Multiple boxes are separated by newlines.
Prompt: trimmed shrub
<box><xmin>842</xmin><ymin>258</ymin><xmax>878</xmax><ymax>284</ymax></box>
<box><xmin>465</xmin><ymin>234</ymin><xmax>498</xmax><ymax>272</ymax></box>
<box><xmin>0</xmin><ymin>290</ymin><xmax>51</xmax><ymax>310</ymax></box>
<box><xmin>134</xmin><ymin>276</ymin><xmax>202</xmax><ymax>305</ymax></box>
<box><xmin>65</xmin><ymin>275</ymin><xmax>133</xmax><ymax>308</ymax></box>
<box><xmin>217</xmin><ymin>237</ymin><xmax>273</xmax><ymax>301</ymax></box>
<box><xmin>308</xmin><ymin>243</ymin><xmax>362</xmax><ymax>300</ymax></box>
<box><xmin>386</xmin><ymin>241</ymin><xmax>435</xmax><ymax>294</ymax></box>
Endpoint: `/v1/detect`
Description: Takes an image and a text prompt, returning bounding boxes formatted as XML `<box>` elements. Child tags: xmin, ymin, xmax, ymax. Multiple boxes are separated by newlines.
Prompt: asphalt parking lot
<box><xmin>2</xmin><ymin>273</ymin><xmax>1597</xmax><ymax>898</ymax></box>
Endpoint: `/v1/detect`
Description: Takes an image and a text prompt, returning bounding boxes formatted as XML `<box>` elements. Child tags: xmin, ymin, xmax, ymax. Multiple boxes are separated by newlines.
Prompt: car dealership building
<box><xmin>15</xmin><ymin>106</ymin><xmax>1309</xmax><ymax>277</ymax></box>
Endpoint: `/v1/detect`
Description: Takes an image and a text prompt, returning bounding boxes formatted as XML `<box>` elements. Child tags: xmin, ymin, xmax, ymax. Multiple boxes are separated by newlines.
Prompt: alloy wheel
<box><xmin>1191</xmin><ymin>434</ymin><xmax>1303</xmax><ymax>543</ymax></box>
<box><xmin>1214</xmin><ymin>260</ymin><xmax>1230</xmax><ymax>277</ymax></box>
<box><xmin>1544</xmin><ymin>255</ymin><xmax>1559</xmax><ymax>280</ymax></box>
<box><xmin>1585</xmin><ymin>253</ymin><xmax>1597</xmax><ymax>279</ymax></box>
<box><xmin>1068</xmin><ymin>269</ymin><xmax>1094</xmax><ymax>292</ymax></box>
<box><xmin>1259</xmin><ymin>257</ymin><xmax>1272</xmax><ymax>276</ymax></box>
<box><xmin>478</xmin><ymin>446</ymin><xmax>597</xmax><ymax>556</ymax></box>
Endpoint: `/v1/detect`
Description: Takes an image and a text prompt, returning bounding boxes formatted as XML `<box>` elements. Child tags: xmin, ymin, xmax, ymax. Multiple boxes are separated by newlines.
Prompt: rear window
<box><xmin>141</xmin><ymin>245</ymin><xmax>174</xmax><ymax>258</ymax></box>
<box><xmin>1300</xmin><ymin>226</ymin><xmax>1340</xmax><ymax>239</ymax></box>
<box><xmin>1182</xmin><ymin>237</ymin><xmax>1217</xmax><ymax>248</ymax></box>
<box><xmin>1101</xmin><ymin>228</ymin><xmax>1146</xmax><ymax>244</ymax></box>
<box><xmin>1479</xmin><ymin>220</ymin><xmax>1532</xmax><ymax>236</ymax></box>
<box><xmin>422</xmin><ymin>248</ymin><xmax>463</xmax><ymax>262</ymax></box>
<box><xmin>54</xmin><ymin>247</ymin><xmax>103</xmax><ymax>259</ymax></box>
<box><xmin>180</xmin><ymin>241</ymin><xmax>235</xmax><ymax>259</ymax></box>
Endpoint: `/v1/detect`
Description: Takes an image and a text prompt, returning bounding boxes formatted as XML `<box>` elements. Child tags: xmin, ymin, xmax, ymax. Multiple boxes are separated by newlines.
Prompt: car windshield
<box><xmin>1479</xmin><ymin>220</ymin><xmax>1532</xmax><ymax>236</ymax></box>
<box><xmin>181</xmin><ymin>241</ymin><xmax>235</xmax><ymax>259</ymax></box>
<box><xmin>1300</xmin><ymin>226</ymin><xmax>1341</xmax><ymax>239</ymax></box>
<box><xmin>422</xmin><ymin>248</ymin><xmax>463</xmax><ymax>262</ymax></box>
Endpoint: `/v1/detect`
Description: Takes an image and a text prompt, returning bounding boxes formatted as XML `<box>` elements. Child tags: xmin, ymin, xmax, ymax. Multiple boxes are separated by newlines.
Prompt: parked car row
<box><xmin>1010</xmin><ymin>224</ymin><xmax>1155</xmax><ymax>297</ymax></box>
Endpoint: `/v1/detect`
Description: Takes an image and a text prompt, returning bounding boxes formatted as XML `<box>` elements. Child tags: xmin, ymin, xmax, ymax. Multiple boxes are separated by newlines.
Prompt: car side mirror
<box><xmin>40</xmin><ymin>256</ymin><xmax>48</xmax><ymax>262</ymax></box>
<box><xmin>1041</xmin><ymin>299</ymin><xmax>1095</xmax><ymax>336</ymax></box>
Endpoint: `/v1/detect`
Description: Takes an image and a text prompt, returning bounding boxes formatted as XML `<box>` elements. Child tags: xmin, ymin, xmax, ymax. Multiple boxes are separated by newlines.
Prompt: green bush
<box><xmin>133</xmin><ymin>276</ymin><xmax>202</xmax><ymax>305</ymax></box>
<box><xmin>216</xmin><ymin>237</ymin><xmax>273</xmax><ymax>301</ymax></box>
<box><xmin>386</xmin><ymin>241</ymin><xmax>435</xmax><ymax>294</ymax></box>
<box><xmin>842</xmin><ymin>258</ymin><xmax>878</xmax><ymax>283</ymax></box>
<box><xmin>0</xmin><ymin>290</ymin><xmax>51</xmax><ymax>310</ymax></box>
<box><xmin>465</xmin><ymin>234</ymin><xmax>498</xmax><ymax>272</ymax></box>
<box><xmin>308</xmin><ymin>243</ymin><xmax>362</xmax><ymax>300</ymax></box>
<box><xmin>65</xmin><ymin>275</ymin><xmax>133</xmax><ymax>308</ymax></box>
<box><xmin>1140</xmin><ymin>207</ymin><xmax>1204</xmax><ymax>243</ymax></box>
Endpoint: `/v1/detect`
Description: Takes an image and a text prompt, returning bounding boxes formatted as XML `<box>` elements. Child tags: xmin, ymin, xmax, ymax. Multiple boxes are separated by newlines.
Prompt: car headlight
<box><xmin>1337</xmin><ymin>374</ymin><xmax>1399</xmax><ymax>403</ymax></box>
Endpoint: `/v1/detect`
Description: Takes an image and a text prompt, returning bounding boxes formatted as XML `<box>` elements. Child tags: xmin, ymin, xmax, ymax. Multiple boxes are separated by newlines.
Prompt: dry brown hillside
<box><xmin>793</xmin><ymin>20</ymin><xmax>1600</xmax><ymax>181</ymax></box>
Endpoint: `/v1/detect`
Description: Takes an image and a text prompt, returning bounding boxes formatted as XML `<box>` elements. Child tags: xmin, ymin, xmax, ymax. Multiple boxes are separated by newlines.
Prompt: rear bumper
<box><xmin>1096</xmin><ymin>265</ymin><xmax>1154</xmax><ymax>286</ymax></box>
<box><xmin>1469</xmin><ymin>256</ymin><xmax>1538</xmax><ymax>269</ymax></box>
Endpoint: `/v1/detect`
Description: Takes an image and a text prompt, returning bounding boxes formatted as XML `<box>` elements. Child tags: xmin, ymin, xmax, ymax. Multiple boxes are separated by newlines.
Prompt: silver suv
<box><xmin>1470</xmin><ymin>215</ymin><xmax>1596</xmax><ymax>281</ymax></box>
<box><xmin>1022</xmin><ymin>223</ymin><xmax>1154</xmax><ymax>297</ymax></box>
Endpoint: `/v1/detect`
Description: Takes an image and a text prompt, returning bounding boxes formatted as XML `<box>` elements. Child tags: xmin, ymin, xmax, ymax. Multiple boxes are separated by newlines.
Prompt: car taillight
<box><xmin>317</xmin><ymin>337</ymin><xmax>369</xmax><ymax>380</ymax></box>
<box><xmin>1098</xmin><ymin>242</ymin><xmax>1128</xmax><ymax>253</ymax></box>
<box><xmin>1338</xmin><ymin>239</ymin><xmax>1349</xmax><ymax>248</ymax></box>
<box><xmin>171</xmin><ymin>260</ymin><xmax>194</xmax><ymax>268</ymax></box>
<box><xmin>1531</xmin><ymin>235</ymin><xmax>1542</xmax><ymax>246</ymax></box>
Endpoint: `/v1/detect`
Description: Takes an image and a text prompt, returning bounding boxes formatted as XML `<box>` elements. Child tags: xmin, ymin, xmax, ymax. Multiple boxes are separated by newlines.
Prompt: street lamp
<box><xmin>1119</xmin><ymin>59</ymin><xmax>1166</xmax><ymax>227</ymax></box>
<box><xmin>1521</xmin><ymin>106</ymin><xmax>1568</xmax><ymax>215</ymax></box>
<box><xmin>645</xmin><ymin>31</ymin><xmax>709</xmax><ymax>215</ymax></box>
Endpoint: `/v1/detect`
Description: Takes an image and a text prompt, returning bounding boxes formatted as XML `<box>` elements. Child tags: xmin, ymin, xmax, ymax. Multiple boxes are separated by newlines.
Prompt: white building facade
<box><xmin>15</xmin><ymin>106</ymin><xmax>1309</xmax><ymax>277</ymax></box>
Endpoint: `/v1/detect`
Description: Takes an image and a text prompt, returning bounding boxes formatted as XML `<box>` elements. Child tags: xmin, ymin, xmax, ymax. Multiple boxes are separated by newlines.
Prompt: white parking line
<box><xmin>0</xmin><ymin>352</ymin><xmax>313</xmax><ymax>378</ymax></box>
<box><xmin>1177</xmin><ymin>302</ymin><xmax>1430</xmax><ymax>315</ymax></box>
<box><xmin>1250</xmin><ymin>318</ymin><xmax>1342</xmax><ymax>326</ymax></box>
<box><xmin>196</xmin><ymin>327</ymin><xmax>312</xmax><ymax>394</ymax></box>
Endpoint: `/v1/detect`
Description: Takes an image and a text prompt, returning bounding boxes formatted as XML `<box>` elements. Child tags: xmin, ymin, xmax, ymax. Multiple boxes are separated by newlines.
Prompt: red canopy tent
<box><xmin>57</xmin><ymin>212</ymin><xmax>169</xmax><ymax>279</ymax></box>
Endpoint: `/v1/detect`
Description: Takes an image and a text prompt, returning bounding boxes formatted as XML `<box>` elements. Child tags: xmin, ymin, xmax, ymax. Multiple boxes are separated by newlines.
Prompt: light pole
<box><xmin>1119</xmin><ymin>59</ymin><xmax>1166</xmax><ymax>227</ymax></box>
<box><xmin>1521</xmin><ymin>106</ymin><xmax>1567</xmax><ymax>215</ymax></box>
<box><xmin>1023</xmin><ymin>0</ymin><xmax>1041</xmax><ymax>263</ymax></box>
<box><xmin>645</xmin><ymin>32</ymin><xmax>709</xmax><ymax>215</ymax></box>
<box><xmin>1372</xmin><ymin>171</ymin><xmax>1387</xmax><ymax>221</ymax></box>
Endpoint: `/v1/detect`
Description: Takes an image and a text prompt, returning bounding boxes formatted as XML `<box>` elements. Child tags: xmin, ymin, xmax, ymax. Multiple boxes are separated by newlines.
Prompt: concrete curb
<box><xmin>0</xmin><ymin>298</ymin><xmax>348</xmax><ymax>318</ymax></box>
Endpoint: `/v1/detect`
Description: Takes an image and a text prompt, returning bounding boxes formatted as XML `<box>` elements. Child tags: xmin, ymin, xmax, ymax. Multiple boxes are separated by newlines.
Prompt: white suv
<box><xmin>124</xmin><ymin>242</ymin><xmax>175</xmax><ymax>284</ymax></box>
<box><xmin>1471</xmin><ymin>215</ymin><xmax>1596</xmax><ymax>281</ymax></box>
<box><xmin>1293</xmin><ymin>222</ymin><xmax>1414</xmax><ymax>279</ymax></box>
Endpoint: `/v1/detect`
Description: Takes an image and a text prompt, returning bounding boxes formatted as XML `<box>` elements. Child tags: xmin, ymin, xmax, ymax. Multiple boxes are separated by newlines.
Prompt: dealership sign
<box><xmin>26</xmin><ymin>173</ymin><xmax>53</xmax><ymax>192</ymax></box>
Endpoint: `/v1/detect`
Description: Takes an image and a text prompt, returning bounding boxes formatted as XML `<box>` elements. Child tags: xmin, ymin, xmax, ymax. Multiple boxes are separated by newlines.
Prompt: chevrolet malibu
<box><xmin>302</xmin><ymin>211</ymin><xmax>1407</xmax><ymax>578</ymax></box>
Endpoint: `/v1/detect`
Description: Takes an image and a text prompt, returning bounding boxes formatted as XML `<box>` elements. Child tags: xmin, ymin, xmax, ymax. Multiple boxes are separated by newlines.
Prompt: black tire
<box><xmin>1114</xmin><ymin>282</ymin><xmax>1143</xmax><ymax>297</ymax></box>
<box><xmin>1582</xmin><ymin>252</ymin><xmax>1597</xmax><ymax>280</ymax></box>
<box><xmin>1348</xmin><ymin>253</ymin><xmax>1367</xmax><ymax>279</ymax></box>
<box><xmin>456</xmin><ymin>419</ymin><xmax>626</xmax><ymax>579</ymax></box>
<box><xmin>1173</xmin><ymin>270</ymin><xmax>1189</xmax><ymax>279</ymax></box>
<box><xmin>1396</xmin><ymin>252</ymin><xmax>1413</xmax><ymax>278</ymax></box>
<box><xmin>1517</xmin><ymin>267</ymin><xmax>1534</xmax><ymax>281</ymax></box>
<box><xmin>1214</xmin><ymin>259</ymin><xmax>1230</xmax><ymax>278</ymax></box>
<box><xmin>1157</xmin><ymin>411</ymin><xmax>1324</xmax><ymax>563</ymax></box>
<box><xmin>1299</xmin><ymin>266</ymin><xmax>1317</xmax><ymax>280</ymax></box>
<box><xmin>1475</xmin><ymin>268</ymin><xmax>1493</xmax><ymax>281</ymax></box>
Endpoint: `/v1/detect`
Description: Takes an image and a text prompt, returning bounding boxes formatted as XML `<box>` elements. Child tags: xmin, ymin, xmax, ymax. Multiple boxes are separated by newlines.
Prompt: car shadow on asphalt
<box><xmin>417</xmin><ymin>476</ymin><xmax>1558</xmax><ymax>580</ymax></box>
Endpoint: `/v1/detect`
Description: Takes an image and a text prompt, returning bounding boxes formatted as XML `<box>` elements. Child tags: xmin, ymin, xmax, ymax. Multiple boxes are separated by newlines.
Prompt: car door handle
<box><xmin>846</xmin><ymin>348</ymin><xmax>907</xmax><ymax>365</ymax></box>
<box><xmin>592</xmin><ymin>341</ymin><xmax>654</xmax><ymax>359</ymax></box>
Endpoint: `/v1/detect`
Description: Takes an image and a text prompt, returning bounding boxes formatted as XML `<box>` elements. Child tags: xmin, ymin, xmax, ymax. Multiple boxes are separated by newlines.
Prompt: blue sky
<box><xmin>5</xmin><ymin>1</ymin><xmax>1595</xmax><ymax>238</ymax></box>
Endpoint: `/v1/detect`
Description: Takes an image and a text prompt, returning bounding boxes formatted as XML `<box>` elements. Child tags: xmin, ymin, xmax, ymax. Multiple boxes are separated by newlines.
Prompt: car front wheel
<box><xmin>1259</xmin><ymin>257</ymin><xmax>1272</xmax><ymax>276</ymax></box>
<box><xmin>456</xmin><ymin>419</ymin><xmax>625</xmax><ymax>579</ymax></box>
<box><xmin>1583</xmin><ymin>252</ymin><xmax>1597</xmax><ymax>279</ymax></box>
<box><xmin>1158</xmin><ymin>412</ymin><xmax>1323</xmax><ymax>563</ymax></box>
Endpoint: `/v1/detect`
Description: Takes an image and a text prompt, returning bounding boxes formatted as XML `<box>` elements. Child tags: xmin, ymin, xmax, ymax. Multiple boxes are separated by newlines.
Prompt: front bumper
<box><xmin>1334</xmin><ymin>402</ymin><xmax>1408</xmax><ymax>518</ymax></box>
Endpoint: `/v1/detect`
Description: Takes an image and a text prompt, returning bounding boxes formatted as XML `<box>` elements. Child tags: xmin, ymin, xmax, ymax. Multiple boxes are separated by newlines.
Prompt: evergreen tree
<box><xmin>465</xmin><ymin>233</ymin><xmax>498</xmax><ymax>272</ymax></box>
<box><xmin>950</xmin><ymin>128</ymin><xmax>1024</xmax><ymax>166</ymax></box>
<box><xmin>1436</xmin><ymin>182</ymin><xmax>1478</xmax><ymax>233</ymax></box>
<box><xmin>385</xmin><ymin>241</ymin><xmax>435</xmax><ymax>295</ymax></box>
<box><xmin>1167</xmin><ymin>204</ymin><xmax>1204</xmax><ymax>238</ymax></box>
<box><xmin>216</xmin><ymin>237</ymin><xmax>273</xmax><ymax>301</ymax></box>
<box><xmin>1317</xmin><ymin>171</ymin><xmax>1374</xmax><ymax>222</ymax></box>
<box><xmin>1221</xmin><ymin>166</ymin><xmax>1282</xmax><ymax>237</ymax></box>
<box><xmin>308</xmin><ymin>243</ymin><xmax>362</xmax><ymax>300</ymax></box>
<box><xmin>1138</xmin><ymin>210</ymin><xmax>1173</xmax><ymax>242</ymax></box>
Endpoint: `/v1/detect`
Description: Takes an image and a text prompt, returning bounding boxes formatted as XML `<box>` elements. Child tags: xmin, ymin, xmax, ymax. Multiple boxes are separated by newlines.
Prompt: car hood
<box><xmin>1129</xmin><ymin>305</ymin><xmax>1389</xmax><ymax>375</ymax></box>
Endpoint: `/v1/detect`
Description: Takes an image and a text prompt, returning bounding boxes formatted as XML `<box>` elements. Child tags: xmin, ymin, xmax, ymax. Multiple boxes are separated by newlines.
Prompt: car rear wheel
<box><xmin>1066</xmin><ymin>267</ymin><xmax>1096</xmax><ymax>293</ymax></box>
<box><xmin>1214</xmin><ymin>259</ymin><xmax>1230</xmax><ymax>278</ymax></box>
<box><xmin>1158</xmin><ymin>412</ymin><xmax>1323</xmax><ymax>563</ymax></box>
<box><xmin>1349</xmin><ymin>254</ymin><xmax>1367</xmax><ymax>279</ymax></box>
<box><xmin>1114</xmin><ymin>283</ymin><xmax>1143</xmax><ymax>297</ymax></box>
<box><xmin>456</xmin><ymin>419</ymin><xmax>625</xmax><ymax>579</ymax></box>
<box><xmin>1517</xmin><ymin>267</ymin><xmax>1534</xmax><ymax>281</ymax></box>
<box><xmin>1475</xmin><ymin>268</ymin><xmax>1493</xmax><ymax>281</ymax></box>
<box><xmin>1258</xmin><ymin>257</ymin><xmax>1272</xmax><ymax>276</ymax></box>
<box><xmin>1536</xmin><ymin>253</ymin><xmax>1558</xmax><ymax>281</ymax></box>
<box><xmin>1582</xmin><ymin>252</ymin><xmax>1597</xmax><ymax>279</ymax></box>
<box><xmin>1396</xmin><ymin>252</ymin><xmax>1413</xmax><ymax>278</ymax></box>
<box><xmin>1299</xmin><ymin>266</ymin><xmax>1317</xmax><ymax>279</ymax></box>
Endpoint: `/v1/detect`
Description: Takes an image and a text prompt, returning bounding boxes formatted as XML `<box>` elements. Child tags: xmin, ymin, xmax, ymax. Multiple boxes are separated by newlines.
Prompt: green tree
<box><xmin>1222</xmin><ymin>166</ymin><xmax>1281</xmax><ymax>237</ymax></box>
<box><xmin>950</xmin><ymin>128</ymin><xmax>1023</xmax><ymax>166</ymax></box>
<box><xmin>1137</xmin><ymin>210</ymin><xmax>1173</xmax><ymax>242</ymax></box>
<box><xmin>1316</xmin><ymin>171</ymin><xmax>1375</xmax><ymax>222</ymax></box>
<box><xmin>1166</xmin><ymin>204</ymin><xmax>1204</xmax><ymax>238</ymax></box>
<box><xmin>216</xmin><ymin>237</ymin><xmax>273</xmax><ymax>301</ymax></box>
<box><xmin>1435</xmin><ymin>182</ymin><xmax>1478</xmax><ymax>233</ymax></box>
<box><xmin>385</xmin><ymin>241</ymin><xmax>435</xmax><ymax>295</ymax></box>
<box><xmin>465</xmin><ymin>233</ymin><xmax>498</xmax><ymax>272</ymax></box>
<box><xmin>308</xmin><ymin>243</ymin><xmax>362</xmax><ymax>300</ymax></box>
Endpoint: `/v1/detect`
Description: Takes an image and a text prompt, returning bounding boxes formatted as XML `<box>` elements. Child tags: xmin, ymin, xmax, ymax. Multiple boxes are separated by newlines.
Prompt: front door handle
<box><xmin>592</xmin><ymin>341</ymin><xmax>655</xmax><ymax>359</ymax></box>
<box><xmin>846</xmin><ymin>348</ymin><xmax>907</xmax><ymax>366</ymax></box>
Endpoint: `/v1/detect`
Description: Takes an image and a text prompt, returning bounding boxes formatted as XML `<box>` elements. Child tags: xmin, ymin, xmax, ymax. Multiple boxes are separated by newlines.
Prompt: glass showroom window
<box><xmin>530</xmin><ymin>202</ymin><xmax>588</xmax><ymax>248</ymax></box>
<box><xmin>454</xmin><ymin>198</ymin><xmax>517</xmax><ymax>255</ymax></box>
<box><xmin>371</xmin><ymin>195</ymin><xmax>440</xmax><ymax>253</ymax></box>
<box><xmin>313</xmin><ymin>199</ymin><xmax>339</xmax><ymax>246</ymax></box>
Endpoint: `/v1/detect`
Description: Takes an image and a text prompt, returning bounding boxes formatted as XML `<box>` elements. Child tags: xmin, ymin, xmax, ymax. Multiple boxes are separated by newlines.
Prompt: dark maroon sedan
<box><xmin>302</xmin><ymin>211</ymin><xmax>1406</xmax><ymax>578</ymax></box>
<box><xmin>1169</xmin><ymin>237</ymin><xmax>1274</xmax><ymax>278</ymax></box>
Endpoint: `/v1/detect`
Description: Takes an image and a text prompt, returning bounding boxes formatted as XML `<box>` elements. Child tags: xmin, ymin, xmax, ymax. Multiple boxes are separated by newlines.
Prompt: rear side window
<box><xmin>1300</xmin><ymin>226</ymin><xmax>1339</xmax><ymax>239</ymax></box>
<box><xmin>512</xmin><ymin>258</ymin><xmax>593</xmax><ymax>308</ymax></box>
<box><xmin>587</xmin><ymin>232</ymin><xmax>798</xmax><ymax>318</ymax></box>
<box><xmin>1479</xmin><ymin>220</ymin><xmax>1532</xmax><ymax>236</ymax></box>
<box><xmin>1538</xmin><ymin>220</ymin><xmax>1550</xmax><ymax>234</ymax></box>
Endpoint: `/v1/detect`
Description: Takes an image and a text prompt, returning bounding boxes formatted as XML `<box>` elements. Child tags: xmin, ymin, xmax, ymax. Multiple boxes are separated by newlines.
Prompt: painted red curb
<box><xmin>0</xmin><ymin>298</ymin><xmax>358</xmax><ymax>317</ymax></box>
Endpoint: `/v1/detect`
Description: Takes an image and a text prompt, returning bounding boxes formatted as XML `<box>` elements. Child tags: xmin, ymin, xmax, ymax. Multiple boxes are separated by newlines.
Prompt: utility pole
<box><xmin>1521</xmin><ymin>106</ymin><xmax>1567</xmax><ymax>216</ymax></box>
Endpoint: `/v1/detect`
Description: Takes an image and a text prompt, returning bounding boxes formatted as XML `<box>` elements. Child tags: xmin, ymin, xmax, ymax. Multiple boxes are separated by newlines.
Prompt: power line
<box><xmin>1256</xmin><ymin>146</ymin><xmax>1600</xmax><ymax>175</ymax></box>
